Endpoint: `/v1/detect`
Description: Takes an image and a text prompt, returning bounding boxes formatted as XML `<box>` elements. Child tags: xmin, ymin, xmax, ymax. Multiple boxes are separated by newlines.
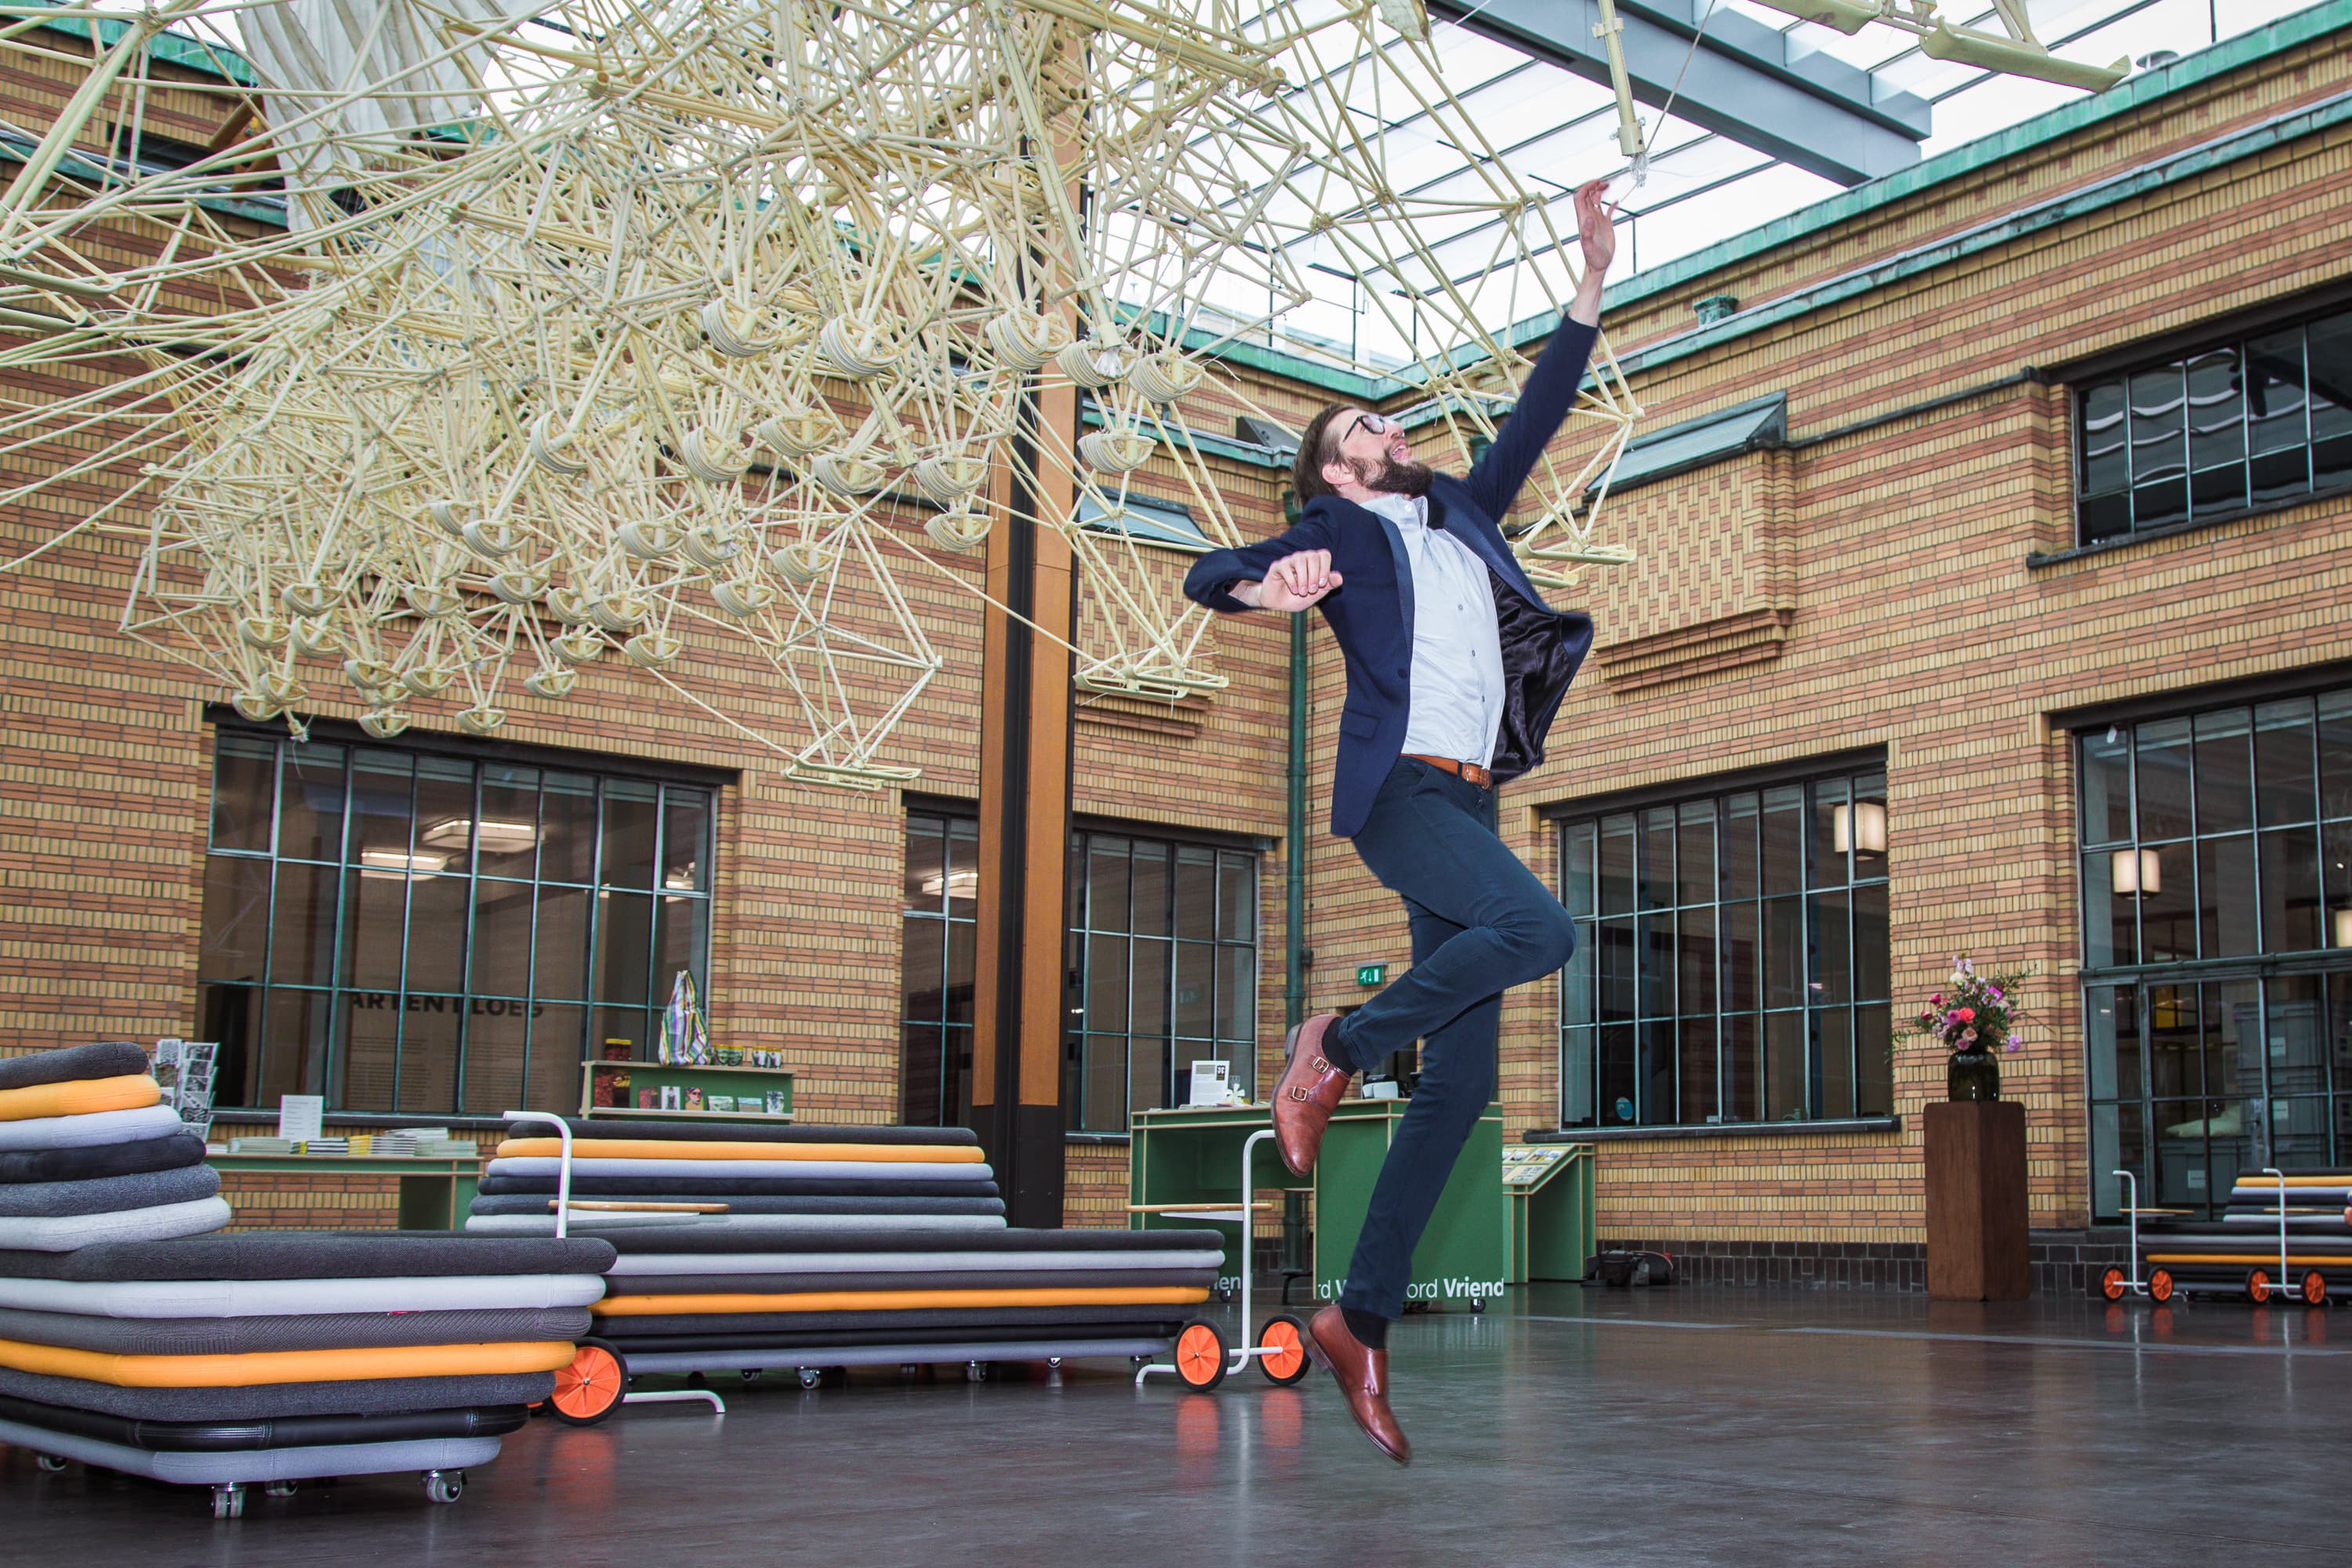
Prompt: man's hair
<box><xmin>1290</xmin><ymin>403</ymin><xmax>1359</xmax><ymax>505</ymax></box>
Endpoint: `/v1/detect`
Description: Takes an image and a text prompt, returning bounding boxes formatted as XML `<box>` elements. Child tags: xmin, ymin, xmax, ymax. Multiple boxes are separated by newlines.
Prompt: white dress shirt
<box><xmin>1359</xmin><ymin>492</ymin><xmax>1504</xmax><ymax>768</ymax></box>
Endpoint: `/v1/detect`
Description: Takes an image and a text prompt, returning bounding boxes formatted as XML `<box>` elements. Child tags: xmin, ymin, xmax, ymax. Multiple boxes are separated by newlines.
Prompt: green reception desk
<box><xmin>1129</xmin><ymin>1100</ymin><xmax>1508</xmax><ymax>1308</ymax></box>
<box><xmin>209</xmin><ymin>1155</ymin><xmax>482</xmax><ymax>1232</ymax></box>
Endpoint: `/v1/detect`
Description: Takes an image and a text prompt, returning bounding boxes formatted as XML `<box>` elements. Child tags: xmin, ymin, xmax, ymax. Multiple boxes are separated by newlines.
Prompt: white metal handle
<box><xmin>503</xmin><ymin>1111</ymin><xmax>574</xmax><ymax>1239</ymax></box>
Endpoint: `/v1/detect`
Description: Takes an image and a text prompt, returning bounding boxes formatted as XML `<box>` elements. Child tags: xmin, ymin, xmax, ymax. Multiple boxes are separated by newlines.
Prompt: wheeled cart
<box><xmin>1135</xmin><ymin>1129</ymin><xmax>1314</xmax><ymax>1393</ymax></box>
<box><xmin>2107</xmin><ymin>1166</ymin><xmax>2340</xmax><ymax>1305</ymax></box>
<box><xmin>1</xmin><ymin>1414</ymin><xmax>496</xmax><ymax>1518</ymax></box>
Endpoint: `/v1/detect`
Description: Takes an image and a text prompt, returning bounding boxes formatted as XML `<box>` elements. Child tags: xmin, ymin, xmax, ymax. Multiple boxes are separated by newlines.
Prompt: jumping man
<box><xmin>1181</xmin><ymin>179</ymin><xmax>1617</xmax><ymax>1465</ymax></box>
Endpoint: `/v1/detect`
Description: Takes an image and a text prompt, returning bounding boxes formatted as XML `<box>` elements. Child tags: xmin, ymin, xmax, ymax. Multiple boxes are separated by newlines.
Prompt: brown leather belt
<box><xmin>1405</xmin><ymin>753</ymin><xmax>1492</xmax><ymax>789</ymax></box>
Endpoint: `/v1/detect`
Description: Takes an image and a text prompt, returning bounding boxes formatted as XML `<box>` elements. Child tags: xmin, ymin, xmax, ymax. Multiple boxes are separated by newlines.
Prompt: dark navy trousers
<box><xmin>1328</xmin><ymin>757</ymin><xmax>1576</xmax><ymax>1321</ymax></box>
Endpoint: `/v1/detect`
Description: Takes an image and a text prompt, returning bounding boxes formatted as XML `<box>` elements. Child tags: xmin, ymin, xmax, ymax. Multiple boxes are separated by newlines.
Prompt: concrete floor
<box><xmin>8</xmin><ymin>1283</ymin><xmax>2350</xmax><ymax>1565</ymax></box>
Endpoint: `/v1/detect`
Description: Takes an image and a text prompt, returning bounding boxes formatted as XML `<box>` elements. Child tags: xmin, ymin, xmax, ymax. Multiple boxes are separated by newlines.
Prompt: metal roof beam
<box><xmin>1424</xmin><ymin>0</ymin><xmax>1932</xmax><ymax>187</ymax></box>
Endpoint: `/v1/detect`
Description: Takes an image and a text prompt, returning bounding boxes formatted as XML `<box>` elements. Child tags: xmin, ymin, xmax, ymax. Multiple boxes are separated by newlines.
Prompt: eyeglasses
<box><xmin>1340</xmin><ymin>412</ymin><xmax>1395</xmax><ymax>444</ymax></box>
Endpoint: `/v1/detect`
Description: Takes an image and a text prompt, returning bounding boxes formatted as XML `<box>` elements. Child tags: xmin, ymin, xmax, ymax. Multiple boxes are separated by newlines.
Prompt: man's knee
<box><xmin>1498</xmin><ymin>896</ymin><xmax>1575</xmax><ymax>978</ymax></box>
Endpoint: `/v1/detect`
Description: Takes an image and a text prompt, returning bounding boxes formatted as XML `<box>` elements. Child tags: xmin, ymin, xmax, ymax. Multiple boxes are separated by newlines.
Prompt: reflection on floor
<box><xmin>8</xmin><ymin>1283</ymin><xmax>2349</xmax><ymax>1565</ymax></box>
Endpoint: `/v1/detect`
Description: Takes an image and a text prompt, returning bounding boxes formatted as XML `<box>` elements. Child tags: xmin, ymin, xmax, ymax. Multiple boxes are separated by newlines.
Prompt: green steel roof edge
<box><xmin>1490</xmin><ymin>0</ymin><xmax>2352</xmax><ymax>358</ymax></box>
<box><xmin>21</xmin><ymin>0</ymin><xmax>260</xmax><ymax>87</ymax></box>
<box><xmin>1595</xmin><ymin>85</ymin><xmax>2352</xmax><ymax>388</ymax></box>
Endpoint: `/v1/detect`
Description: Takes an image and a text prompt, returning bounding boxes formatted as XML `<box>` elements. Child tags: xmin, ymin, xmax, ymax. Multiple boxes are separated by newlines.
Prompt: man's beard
<box><xmin>1345</xmin><ymin>452</ymin><xmax>1435</xmax><ymax>498</ymax></box>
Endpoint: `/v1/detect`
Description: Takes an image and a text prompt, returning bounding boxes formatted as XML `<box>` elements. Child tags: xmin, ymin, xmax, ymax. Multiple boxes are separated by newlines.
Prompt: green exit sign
<box><xmin>1356</xmin><ymin>964</ymin><xmax>1387</xmax><ymax>987</ymax></box>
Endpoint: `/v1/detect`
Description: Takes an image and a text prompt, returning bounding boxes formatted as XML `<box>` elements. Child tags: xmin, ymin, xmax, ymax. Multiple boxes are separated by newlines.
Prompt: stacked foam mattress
<box><xmin>0</xmin><ymin>1043</ymin><xmax>230</xmax><ymax>1250</ymax></box>
<box><xmin>2138</xmin><ymin>1169</ymin><xmax>2352</xmax><ymax>1302</ymax></box>
<box><xmin>466</xmin><ymin>1117</ymin><xmax>1222</xmax><ymax>1417</ymax></box>
<box><xmin>0</xmin><ymin>1044</ymin><xmax>614</xmax><ymax>1510</ymax></box>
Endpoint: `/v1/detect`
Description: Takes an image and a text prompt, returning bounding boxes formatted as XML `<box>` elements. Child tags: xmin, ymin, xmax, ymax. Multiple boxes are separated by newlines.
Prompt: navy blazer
<box><xmin>1184</xmin><ymin>316</ymin><xmax>1600</xmax><ymax>839</ymax></box>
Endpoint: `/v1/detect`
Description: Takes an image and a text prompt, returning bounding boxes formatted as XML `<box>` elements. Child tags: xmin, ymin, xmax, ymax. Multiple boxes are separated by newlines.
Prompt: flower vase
<box><xmin>1947</xmin><ymin>1046</ymin><xmax>2001</xmax><ymax>1102</ymax></box>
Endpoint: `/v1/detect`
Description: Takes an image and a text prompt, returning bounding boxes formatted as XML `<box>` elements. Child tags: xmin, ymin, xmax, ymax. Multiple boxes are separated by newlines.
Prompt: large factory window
<box><xmin>198</xmin><ymin>727</ymin><xmax>715</xmax><ymax>1116</ymax></box>
<box><xmin>1556</xmin><ymin>765</ymin><xmax>1891</xmax><ymax>1130</ymax></box>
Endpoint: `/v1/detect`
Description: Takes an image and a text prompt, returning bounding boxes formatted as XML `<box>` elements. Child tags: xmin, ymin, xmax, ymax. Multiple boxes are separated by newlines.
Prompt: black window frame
<box><xmin>2072</xmin><ymin>678</ymin><xmax>2352</xmax><ymax>1219</ymax></box>
<box><xmin>1065</xmin><ymin>822</ymin><xmax>1263</xmax><ymax>1135</ymax></box>
<box><xmin>900</xmin><ymin>804</ymin><xmax>978</xmax><ymax>1128</ymax></box>
<box><xmin>1553</xmin><ymin>755</ymin><xmax>1891</xmax><ymax>1132</ymax></box>
<box><xmin>196</xmin><ymin>717</ymin><xmax>721</xmax><ymax>1118</ymax></box>
<box><xmin>2071</xmin><ymin>296</ymin><xmax>2352</xmax><ymax>548</ymax></box>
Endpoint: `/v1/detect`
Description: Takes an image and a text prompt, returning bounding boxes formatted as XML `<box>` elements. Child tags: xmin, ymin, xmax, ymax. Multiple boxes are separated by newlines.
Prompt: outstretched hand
<box><xmin>1253</xmin><ymin>548</ymin><xmax>1341</xmax><ymax>612</ymax></box>
<box><xmin>1574</xmin><ymin>179</ymin><xmax>1619</xmax><ymax>277</ymax></box>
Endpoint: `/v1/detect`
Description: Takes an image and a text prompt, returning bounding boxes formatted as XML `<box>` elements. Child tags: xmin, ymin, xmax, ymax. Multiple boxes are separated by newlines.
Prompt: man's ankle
<box><xmin>1341</xmin><ymin>1306</ymin><xmax>1389</xmax><ymax>1351</ymax></box>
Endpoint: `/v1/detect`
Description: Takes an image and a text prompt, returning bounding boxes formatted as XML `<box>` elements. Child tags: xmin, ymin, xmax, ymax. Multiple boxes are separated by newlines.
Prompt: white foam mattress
<box><xmin>0</xmin><ymin>1196</ymin><xmax>230</xmax><ymax>1251</ymax></box>
<box><xmin>0</xmin><ymin>1273</ymin><xmax>610</xmax><ymax>1319</ymax></box>
<box><xmin>463</xmin><ymin>1214</ymin><xmax>1008</xmax><ymax>1237</ymax></box>
<box><xmin>0</xmin><ymin>1105</ymin><xmax>187</xmax><ymax>1153</ymax></box>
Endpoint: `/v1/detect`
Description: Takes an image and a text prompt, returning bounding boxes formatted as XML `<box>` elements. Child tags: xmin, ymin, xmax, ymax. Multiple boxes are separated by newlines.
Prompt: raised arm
<box><xmin>1461</xmin><ymin>180</ymin><xmax>1616</xmax><ymax>523</ymax></box>
<box><xmin>1182</xmin><ymin>511</ymin><xmax>1339</xmax><ymax>615</ymax></box>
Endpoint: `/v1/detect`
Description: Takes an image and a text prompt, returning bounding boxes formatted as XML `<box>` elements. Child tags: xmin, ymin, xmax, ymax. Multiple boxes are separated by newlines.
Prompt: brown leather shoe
<box><xmin>1272</xmin><ymin>1013</ymin><xmax>1352</xmax><ymax>1178</ymax></box>
<box><xmin>1308</xmin><ymin>1305</ymin><xmax>1408</xmax><ymax>1465</ymax></box>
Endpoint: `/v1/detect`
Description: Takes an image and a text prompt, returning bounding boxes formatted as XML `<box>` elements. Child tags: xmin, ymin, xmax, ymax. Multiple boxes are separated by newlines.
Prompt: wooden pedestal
<box><xmin>1923</xmin><ymin>1100</ymin><xmax>2031</xmax><ymax>1301</ymax></box>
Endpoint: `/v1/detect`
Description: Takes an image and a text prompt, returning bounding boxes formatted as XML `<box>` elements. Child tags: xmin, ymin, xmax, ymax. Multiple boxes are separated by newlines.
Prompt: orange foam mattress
<box><xmin>0</xmin><ymin>1075</ymin><xmax>161</xmax><ymax>1123</ymax></box>
<box><xmin>496</xmin><ymin>1137</ymin><xmax>984</xmax><ymax>1164</ymax></box>
<box><xmin>0</xmin><ymin>1336</ymin><xmax>577</xmax><ymax>1388</ymax></box>
<box><xmin>592</xmin><ymin>1286</ymin><xmax>1210</xmax><ymax>1316</ymax></box>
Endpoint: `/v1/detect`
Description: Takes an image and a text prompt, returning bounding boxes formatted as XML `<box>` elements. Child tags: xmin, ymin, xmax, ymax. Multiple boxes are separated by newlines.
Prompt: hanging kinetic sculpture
<box><xmin>0</xmin><ymin>0</ymin><xmax>1668</xmax><ymax>786</ymax></box>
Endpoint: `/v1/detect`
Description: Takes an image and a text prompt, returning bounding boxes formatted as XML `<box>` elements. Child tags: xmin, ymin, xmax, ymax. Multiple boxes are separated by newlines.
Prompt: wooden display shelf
<box><xmin>579</xmin><ymin>1060</ymin><xmax>794</xmax><ymax>1121</ymax></box>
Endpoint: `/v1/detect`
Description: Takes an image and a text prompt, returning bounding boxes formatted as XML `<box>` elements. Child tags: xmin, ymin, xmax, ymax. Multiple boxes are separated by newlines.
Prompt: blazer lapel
<box><xmin>1428</xmin><ymin>490</ymin><xmax>1549</xmax><ymax>611</ymax></box>
<box><xmin>1340</xmin><ymin>497</ymin><xmax>1415</xmax><ymax>648</ymax></box>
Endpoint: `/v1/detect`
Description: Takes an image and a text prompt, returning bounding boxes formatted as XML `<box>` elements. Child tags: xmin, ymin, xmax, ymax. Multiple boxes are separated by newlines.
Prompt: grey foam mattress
<box><xmin>0</xmin><ymin>1196</ymin><xmax>231</xmax><ymax>1251</ymax></box>
<box><xmin>0</xmin><ymin>1230</ymin><xmax>616</xmax><ymax>1281</ymax></box>
<box><xmin>594</xmin><ymin>1304</ymin><xmax>1201</xmax><ymax>1338</ymax></box>
<box><xmin>487</xmin><ymin>1156</ymin><xmax>997</xmax><ymax>1182</ymax></box>
<box><xmin>0</xmin><ymin>1162</ymin><xmax>220</xmax><ymax>1218</ymax></box>
<box><xmin>0</xmin><ymin>1274</ymin><xmax>610</xmax><ymax>1319</ymax></box>
<box><xmin>600</xmin><ymin>1226</ymin><xmax>1225</xmax><ymax>1258</ymax></box>
<box><xmin>0</xmin><ymin>1131</ymin><xmax>205</xmax><ymax>1185</ymax></box>
<box><xmin>466</xmin><ymin>1192</ymin><xmax>1005</xmax><ymax>1218</ymax></box>
<box><xmin>0</xmin><ymin>1392</ymin><xmax>529</xmax><ymax>1452</ymax></box>
<box><xmin>0</xmin><ymin>1042</ymin><xmax>151</xmax><ymax>1091</ymax></box>
<box><xmin>597</xmin><ymin>1269</ymin><xmax>1210</xmax><ymax>1294</ymax></box>
<box><xmin>465</xmin><ymin>1214</ymin><xmax>1007</xmax><ymax>1237</ymax></box>
<box><xmin>0</xmin><ymin>1366</ymin><xmax>557</xmax><ymax>1421</ymax></box>
<box><xmin>0</xmin><ymin>1104</ymin><xmax>185</xmax><ymax>1152</ymax></box>
<box><xmin>0</xmin><ymin>1305</ymin><xmax>592</xmax><ymax>1355</ymax></box>
<box><xmin>521</xmin><ymin>1116</ymin><xmax>978</xmax><ymax>1147</ymax></box>
<box><xmin>608</xmin><ymin>1247</ymin><xmax>1225</xmax><ymax>1276</ymax></box>
<box><xmin>477</xmin><ymin>1174</ymin><xmax>1003</xmax><ymax>1199</ymax></box>
<box><xmin>0</xmin><ymin>1414</ymin><xmax>502</xmax><ymax>1486</ymax></box>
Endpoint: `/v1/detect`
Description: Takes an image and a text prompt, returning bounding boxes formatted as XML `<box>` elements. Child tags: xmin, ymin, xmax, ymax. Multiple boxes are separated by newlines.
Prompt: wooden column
<box><xmin>1924</xmin><ymin>1100</ymin><xmax>2031</xmax><ymax>1301</ymax></box>
<box><xmin>969</xmin><ymin>372</ymin><xmax>1077</xmax><ymax>1229</ymax></box>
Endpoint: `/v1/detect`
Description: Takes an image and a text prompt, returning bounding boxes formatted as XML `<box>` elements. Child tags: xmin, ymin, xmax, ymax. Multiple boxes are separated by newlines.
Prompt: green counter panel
<box><xmin>1129</xmin><ymin>1100</ymin><xmax>1508</xmax><ymax>1308</ymax></box>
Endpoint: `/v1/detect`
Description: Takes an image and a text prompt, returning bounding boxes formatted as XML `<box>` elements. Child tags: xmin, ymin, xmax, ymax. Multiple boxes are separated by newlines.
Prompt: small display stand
<box><xmin>1924</xmin><ymin>1099</ymin><xmax>2030</xmax><ymax>1301</ymax></box>
<box><xmin>1130</xmin><ymin>1098</ymin><xmax>1508</xmax><ymax>1310</ymax></box>
<box><xmin>1503</xmin><ymin>1144</ymin><xmax>1594</xmax><ymax>1284</ymax></box>
<box><xmin>579</xmin><ymin>1061</ymin><xmax>794</xmax><ymax>1122</ymax></box>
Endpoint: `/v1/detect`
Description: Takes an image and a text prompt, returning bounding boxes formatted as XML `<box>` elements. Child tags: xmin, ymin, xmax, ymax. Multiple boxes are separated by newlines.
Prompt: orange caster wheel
<box><xmin>2301</xmin><ymin>1270</ymin><xmax>2327</xmax><ymax>1306</ymax></box>
<box><xmin>2100</xmin><ymin>1265</ymin><xmax>2127</xmax><ymax>1301</ymax></box>
<box><xmin>1173</xmin><ymin>1319</ymin><xmax>1229</xmax><ymax>1390</ymax></box>
<box><xmin>2246</xmin><ymin>1269</ymin><xmax>2273</xmax><ymax>1305</ymax></box>
<box><xmin>2148</xmin><ymin>1269</ymin><xmax>2175</xmax><ymax>1304</ymax></box>
<box><xmin>549</xmin><ymin>1338</ymin><xmax>626</xmax><ymax>1425</ymax></box>
<box><xmin>1255</xmin><ymin>1313</ymin><xmax>1310</xmax><ymax>1386</ymax></box>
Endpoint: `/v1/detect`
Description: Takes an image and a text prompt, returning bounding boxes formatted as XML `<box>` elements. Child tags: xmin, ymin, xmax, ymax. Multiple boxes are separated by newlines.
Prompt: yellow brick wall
<box><xmin>5</xmin><ymin>25</ymin><xmax>2352</xmax><ymax>1252</ymax></box>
